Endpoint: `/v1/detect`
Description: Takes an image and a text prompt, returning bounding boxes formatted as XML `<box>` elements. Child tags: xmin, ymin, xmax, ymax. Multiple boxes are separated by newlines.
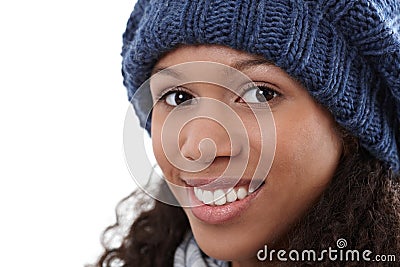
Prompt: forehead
<box><xmin>151</xmin><ymin>45</ymin><xmax>301</xmax><ymax>92</ymax></box>
<box><xmin>153</xmin><ymin>45</ymin><xmax>272</xmax><ymax>72</ymax></box>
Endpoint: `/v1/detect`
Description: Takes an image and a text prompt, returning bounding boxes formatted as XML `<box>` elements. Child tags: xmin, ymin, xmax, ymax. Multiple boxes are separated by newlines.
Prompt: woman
<box><xmin>96</xmin><ymin>0</ymin><xmax>400</xmax><ymax>266</ymax></box>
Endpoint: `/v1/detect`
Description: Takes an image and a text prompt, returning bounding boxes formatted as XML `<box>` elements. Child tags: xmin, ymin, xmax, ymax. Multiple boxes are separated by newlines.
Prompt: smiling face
<box><xmin>149</xmin><ymin>45</ymin><xmax>342</xmax><ymax>266</ymax></box>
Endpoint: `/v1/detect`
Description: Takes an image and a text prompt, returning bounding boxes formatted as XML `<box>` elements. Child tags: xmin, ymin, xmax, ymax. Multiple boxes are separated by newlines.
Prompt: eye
<box><xmin>240</xmin><ymin>85</ymin><xmax>280</xmax><ymax>103</ymax></box>
<box><xmin>162</xmin><ymin>89</ymin><xmax>195</xmax><ymax>106</ymax></box>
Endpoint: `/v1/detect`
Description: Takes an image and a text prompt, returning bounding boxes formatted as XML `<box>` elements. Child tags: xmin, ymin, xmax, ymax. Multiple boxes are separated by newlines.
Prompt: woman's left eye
<box><xmin>240</xmin><ymin>85</ymin><xmax>280</xmax><ymax>103</ymax></box>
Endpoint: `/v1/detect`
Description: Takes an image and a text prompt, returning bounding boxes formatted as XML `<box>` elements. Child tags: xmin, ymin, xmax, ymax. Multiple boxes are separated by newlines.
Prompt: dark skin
<box><xmin>96</xmin><ymin>46</ymin><xmax>400</xmax><ymax>267</ymax></box>
<box><xmin>96</xmin><ymin>131</ymin><xmax>400</xmax><ymax>267</ymax></box>
<box><xmin>150</xmin><ymin>45</ymin><xmax>342</xmax><ymax>266</ymax></box>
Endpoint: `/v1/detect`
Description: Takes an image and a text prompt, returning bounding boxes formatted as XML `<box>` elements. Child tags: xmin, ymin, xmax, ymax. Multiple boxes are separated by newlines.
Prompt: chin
<box><xmin>187</xmin><ymin>214</ymin><xmax>278</xmax><ymax>262</ymax></box>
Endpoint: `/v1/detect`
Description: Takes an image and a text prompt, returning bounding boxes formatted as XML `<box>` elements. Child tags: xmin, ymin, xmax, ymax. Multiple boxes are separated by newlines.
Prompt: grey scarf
<box><xmin>174</xmin><ymin>231</ymin><xmax>229</xmax><ymax>267</ymax></box>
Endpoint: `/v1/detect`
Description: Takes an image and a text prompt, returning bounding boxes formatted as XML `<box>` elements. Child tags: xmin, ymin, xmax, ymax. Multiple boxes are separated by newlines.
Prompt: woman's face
<box><xmin>149</xmin><ymin>45</ymin><xmax>342</xmax><ymax>265</ymax></box>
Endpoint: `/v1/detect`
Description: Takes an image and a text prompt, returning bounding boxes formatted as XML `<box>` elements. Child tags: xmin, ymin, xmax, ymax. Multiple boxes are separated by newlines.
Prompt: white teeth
<box><xmin>194</xmin><ymin>186</ymin><xmax>252</xmax><ymax>206</ymax></box>
<box><xmin>237</xmin><ymin>187</ymin><xmax>248</xmax><ymax>200</ymax></box>
<box><xmin>214</xmin><ymin>189</ymin><xmax>226</xmax><ymax>206</ymax></box>
<box><xmin>202</xmin><ymin>190</ymin><xmax>214</xmax><ymax>205</ymax></box>
<box><xmin>194</xmin><ymin>187</ymin><xmax>202</xmax><ymax>200</ymax></box>
<box><xmin>226</xmin><ymin>188</ymin><xmax>237</xmax><ymax>202</ymax></box>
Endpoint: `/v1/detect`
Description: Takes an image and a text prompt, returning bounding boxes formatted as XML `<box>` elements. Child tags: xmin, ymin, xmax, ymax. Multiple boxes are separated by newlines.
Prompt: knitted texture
<box><xmin>122</xmin><ymin>0</ymin><xmax>400</xmax><ymax>173</ymax></box>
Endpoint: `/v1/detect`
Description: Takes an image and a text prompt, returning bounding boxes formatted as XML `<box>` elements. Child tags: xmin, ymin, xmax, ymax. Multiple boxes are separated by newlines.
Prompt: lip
<box><xmin>189</xmin><ymin>182</ymin><xmax>265</xmax><ymax>224</ymax></box>
<box><xmin>182</xmin><ymin>177</ymin><xmax>255</xmax><ymax>191</ymax></box>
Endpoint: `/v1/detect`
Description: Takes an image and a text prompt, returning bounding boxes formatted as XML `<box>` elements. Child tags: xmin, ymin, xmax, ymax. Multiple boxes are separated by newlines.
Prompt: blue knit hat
<box><xmin>122</xmin><ymin>0</ymin><xmax>400</xmax><ymax>173</ymax></box>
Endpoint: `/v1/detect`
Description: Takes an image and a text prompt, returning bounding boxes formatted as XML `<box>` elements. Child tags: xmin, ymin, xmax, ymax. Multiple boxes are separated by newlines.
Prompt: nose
<box><xmin>180</xmin><ymin>117</ymin><xmax>241</xmax><ymax>163</ymax></box>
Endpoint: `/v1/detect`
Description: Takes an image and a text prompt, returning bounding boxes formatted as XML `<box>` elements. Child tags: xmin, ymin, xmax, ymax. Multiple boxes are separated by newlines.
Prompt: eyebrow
<box><xmin>151</xmin><ymin>67</ymin><xmax>183</xmax><ymax>79</ymax></box>
<box><xmin>152</xmin><ymin>57</ymin><xmax>275</xmax><ymax>77</ymax></box>
<box><xmin>230</xmin><ymin>58</ymin><xmax>274</xmax><ymax>71</ymax></box>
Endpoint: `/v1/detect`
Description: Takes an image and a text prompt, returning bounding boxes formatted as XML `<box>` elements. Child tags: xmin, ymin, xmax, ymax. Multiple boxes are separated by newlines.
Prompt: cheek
<box><xmin>244</xmin><ymin>105</ymin><xmax>343</xmax><ymax>248</ymax></box>
<box><xmin>273</xmin><ymin>105</ymin><xmax>342</xmax><ymax>191</ymax></box>
<box><xmin>151</xmin><ymin>107</ymin><xmax>175</xmax><ymax>181</ymax></box>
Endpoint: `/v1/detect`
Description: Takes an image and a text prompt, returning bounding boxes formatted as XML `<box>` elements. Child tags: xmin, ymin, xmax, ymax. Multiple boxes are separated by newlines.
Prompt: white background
<box><xmin>0</xmin><ymin>0</ymin><xmax>141</xmax><ymax>266</ymax></box>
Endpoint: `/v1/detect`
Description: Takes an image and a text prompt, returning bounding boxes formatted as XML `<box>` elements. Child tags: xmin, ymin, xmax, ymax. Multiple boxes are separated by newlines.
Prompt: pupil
<box><xmin>175</xmin><ymin>92</ymin><xmax>191</xmax><ymax>105</ymax></box>
<box><xmin>256</xmin><ymin>88</ymin><xmax>272</xmax><ymax>102</ymax></box>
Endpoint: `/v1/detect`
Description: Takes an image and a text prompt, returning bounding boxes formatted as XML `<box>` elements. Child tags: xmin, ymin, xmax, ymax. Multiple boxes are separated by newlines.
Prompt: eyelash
<box><xmin>157</xmin><ymin>83</ymin><xmax>282</xmax><ymax>107</ymax></box>
<box><xmin>238</xmin><ymin>82</ymin><xmax>282</xmax><ymax>104</ymax></box>
<box><xmin>158</xmin><ymin>87</ymin><xmax>195</xmax><ymax>106</ymax></box>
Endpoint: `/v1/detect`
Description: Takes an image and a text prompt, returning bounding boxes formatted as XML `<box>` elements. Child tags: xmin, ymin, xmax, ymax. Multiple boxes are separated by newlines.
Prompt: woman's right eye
<box><xmin>162</xmin><ymin>90</ymin><xmax>195</xmax><ymax>106</ymax></box>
